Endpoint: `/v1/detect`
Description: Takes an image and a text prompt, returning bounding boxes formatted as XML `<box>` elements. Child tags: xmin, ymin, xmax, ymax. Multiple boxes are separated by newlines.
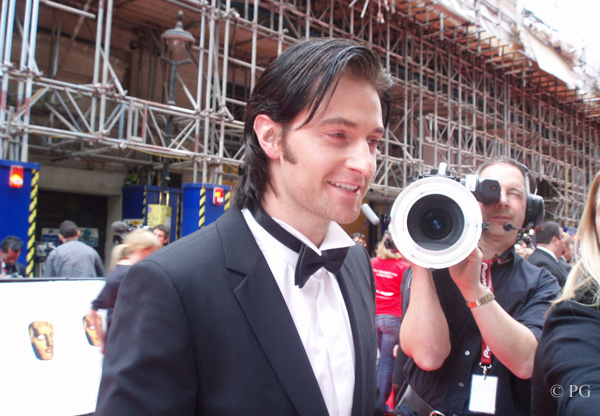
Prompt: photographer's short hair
<box><xmin>1</xmin><ymin>236</ymin><xmax>23</xmax><ymax>253</ymax></box>
<box><xmin>534</xmin><ymin>221</ymin><xmax>562</xmax><ymax>245</ymax></box>
<box><xmin>477</xmin><ymin>156</ymin><xmax>530</xmax><ymax>192</ymax></box>
<box><xmin>59</xmin><ymin>220</ymin><xmax>79</xmax><ymax>239</ymax></box>
<box><xmin>152</xmin><ymin>224</ymin><xmax>170</xmax><ymax>234</ymax></box>
<box><xmin>233</xmin><ymin>37</ymin><xmax>393</xmax><ymax>211</ymax></box>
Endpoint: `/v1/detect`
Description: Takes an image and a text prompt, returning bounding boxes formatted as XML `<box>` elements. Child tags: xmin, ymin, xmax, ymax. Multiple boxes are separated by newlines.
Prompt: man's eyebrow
<box><xmin>319</xmin><ymin>117</ymin><xmax>385</xmax><ymax>134</ymax></box>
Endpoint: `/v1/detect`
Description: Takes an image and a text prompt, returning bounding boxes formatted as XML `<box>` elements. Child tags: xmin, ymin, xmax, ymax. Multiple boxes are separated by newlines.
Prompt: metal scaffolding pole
<box><xmin>0</xmin><ymin>0</ymin><xmax>598</xmax><ymax>225</ymax></box>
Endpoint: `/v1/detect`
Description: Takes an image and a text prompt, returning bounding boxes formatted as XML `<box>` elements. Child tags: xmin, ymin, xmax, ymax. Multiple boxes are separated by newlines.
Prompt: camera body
<box><xmin>111</xmin><ymin>221</ymin><xmax>138</xmax><ymax>245</ymax></box>
<box><xmin>460</xmin><ymin>174</ymin><xmax>501</xmax><ymax>206</ymax></box>
<box><xmin>389</xmin><ymin>164</ymin><xmax>500</xmax><ymax>269</ymax></box>
<box><xmin>424</xmin><ymin>164</ymin><xmax>501</xmax><ymax>206</ymax></box>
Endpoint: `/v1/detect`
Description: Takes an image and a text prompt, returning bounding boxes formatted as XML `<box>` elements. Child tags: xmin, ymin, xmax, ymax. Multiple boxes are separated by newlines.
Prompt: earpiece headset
<box><xmin>519</xmin><ymin>163</ymin><xmax>544</xmax><ymax>229</ymax></box>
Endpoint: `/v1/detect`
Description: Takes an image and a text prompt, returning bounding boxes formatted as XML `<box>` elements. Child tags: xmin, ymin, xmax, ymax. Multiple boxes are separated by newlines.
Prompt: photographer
<box><xmin>397</xmin><ymin>157</ymin><xmax>560</xmax><ymax>415</ymax></box>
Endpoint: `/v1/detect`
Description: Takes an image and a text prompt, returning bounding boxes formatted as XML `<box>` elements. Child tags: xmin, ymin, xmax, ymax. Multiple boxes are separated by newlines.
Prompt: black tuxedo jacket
<box><xmin>95</xmin><ymin>207</ymin><xmax>379</xmax><ymax>416</ymax></box>
<box><xmin>528</xmin><ymin>248</ymin><xmax>568</xmax><ymax>287</ymax></box>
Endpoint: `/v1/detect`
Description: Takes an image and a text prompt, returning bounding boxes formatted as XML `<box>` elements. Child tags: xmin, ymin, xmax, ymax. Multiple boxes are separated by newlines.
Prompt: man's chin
<box><xmin>334</xmin><ymin>209</ymin><xmax>362</xmax><ymax>225</ymax></box>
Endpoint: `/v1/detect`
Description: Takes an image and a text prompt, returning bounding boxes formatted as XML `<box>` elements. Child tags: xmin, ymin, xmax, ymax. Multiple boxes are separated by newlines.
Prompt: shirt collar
<box><xmin>275</xmin><ymin>217</ymin><xmax>354</xmax><ymax>255</ymax></box>
<box><xmin>536</xmin><ymin>245</ymin><xmax>558</xmax><ymax>261</ymax></box>
<box><xmin>242</xmin><ymin>208</ymin><xmax>354</xmax><ymax>256</ymax></box>
<box><xmin>491</xmin><ymin>246</ymin><xmax>516</xmax><ymax>265</ymax></box>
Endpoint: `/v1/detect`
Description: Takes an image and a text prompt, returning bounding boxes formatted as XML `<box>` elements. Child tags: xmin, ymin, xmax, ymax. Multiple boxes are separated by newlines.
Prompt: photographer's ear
<box><xmin>254</xmin><ymin>114</ymin><xmax>283</xmax><ymax>160</ymax></box>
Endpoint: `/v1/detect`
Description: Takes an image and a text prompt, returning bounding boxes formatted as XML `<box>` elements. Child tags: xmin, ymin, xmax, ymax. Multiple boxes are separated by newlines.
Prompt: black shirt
<box><xmin>402</xmin><ymin>248</ymin><xmax>561</xmax><ymax>416</ymax></box>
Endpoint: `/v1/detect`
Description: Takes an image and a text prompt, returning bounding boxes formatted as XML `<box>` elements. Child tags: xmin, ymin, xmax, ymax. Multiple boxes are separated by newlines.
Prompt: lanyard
<box><xmin>479</xmin><ymin>258</ymin><xmax>495</xmax><ymax>377</ymax></box>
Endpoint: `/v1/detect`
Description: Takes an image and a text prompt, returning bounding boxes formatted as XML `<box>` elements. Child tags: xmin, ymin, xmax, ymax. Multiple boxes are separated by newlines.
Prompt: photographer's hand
<box><xmin>448</xmin><ymin>247</ymin><xmax>487</xmax><ymax>303</ymax></box>
<box><xmin>449</xmin><ymin>247</ymin><xmax>537</xmax><ymax>379</ymax></box>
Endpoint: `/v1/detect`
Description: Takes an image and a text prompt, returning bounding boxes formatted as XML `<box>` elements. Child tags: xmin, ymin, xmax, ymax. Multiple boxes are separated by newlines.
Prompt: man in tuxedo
<box><xmin>528</xmin><ymin>221</ymin><xmax>569</xmax><ymax>287</ymax></box>
<box><xmin>95</xmin><ymin>38</ymin><xmax>393</xmax><ymax>416</ymax></box>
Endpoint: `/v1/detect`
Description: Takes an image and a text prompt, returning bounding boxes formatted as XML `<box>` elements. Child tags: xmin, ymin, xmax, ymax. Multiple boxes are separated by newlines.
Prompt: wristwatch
<box><xmin>466</xmin><ymin>291</ymin><xmax>495</xmax><ymax>308</ymax></box>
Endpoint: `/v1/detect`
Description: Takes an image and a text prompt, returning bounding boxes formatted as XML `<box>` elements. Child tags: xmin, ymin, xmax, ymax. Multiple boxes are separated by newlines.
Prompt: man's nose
<box><xmin>346</xmin><ymin>140</ymin><xmax>375</xmax><ymax>177</ymax></box>
<box><xmin>495</xmin><ymin>189</ymin><xmax>509</xmax><ymax>206</ymax></box>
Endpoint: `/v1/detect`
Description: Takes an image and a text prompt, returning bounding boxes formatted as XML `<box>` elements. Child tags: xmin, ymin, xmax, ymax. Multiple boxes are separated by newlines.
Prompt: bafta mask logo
<box><xmin>83</xmin><ymin>313</ymin><xmax>103</xmax><ymax>347</ymax></box>
<box><xmin>29</xmin><ymin>321</ymin><xmax>54</xmax><ymax>360</ymax></box>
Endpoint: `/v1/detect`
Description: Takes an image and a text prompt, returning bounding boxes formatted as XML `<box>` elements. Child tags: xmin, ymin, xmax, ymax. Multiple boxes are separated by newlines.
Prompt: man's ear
<box><xmin>254</xmin><ymin>114</ymin><xmax>283</xmax><ymax>159</ymax></box>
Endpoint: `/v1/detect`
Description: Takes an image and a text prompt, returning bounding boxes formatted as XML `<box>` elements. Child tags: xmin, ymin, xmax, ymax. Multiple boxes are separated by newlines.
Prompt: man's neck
<box><xmin>260</xmin><ymin>197</ymin><xmax>329</xmax><ymax>247</ymax></box>
<box><xmin>478</xmin><ymin>233</ymin><xmax>515</xmax><ymax>260</ymax></box>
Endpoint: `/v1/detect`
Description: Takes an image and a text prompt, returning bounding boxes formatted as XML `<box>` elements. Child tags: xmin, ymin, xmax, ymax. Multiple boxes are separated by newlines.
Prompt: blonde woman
<box><xmin>532</xmin><ymin>171</ymin><xmax>600</xmax><ymax>415</ymax></box>
<box><xmin>89</xmin><ymin>228</ymin><xmax>160</xmax><ymax>351</ymax></box>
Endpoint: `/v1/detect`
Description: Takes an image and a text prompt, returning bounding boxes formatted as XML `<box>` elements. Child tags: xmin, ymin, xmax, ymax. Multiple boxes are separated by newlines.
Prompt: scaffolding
<box><xmin>1</xmin><ymin>0</ymin><xmax>599</xmax><ymax>227</ymax></box>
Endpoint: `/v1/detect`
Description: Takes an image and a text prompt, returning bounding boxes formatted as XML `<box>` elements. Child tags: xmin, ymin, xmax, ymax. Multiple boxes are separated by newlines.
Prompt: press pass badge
<box><xmin>468</xmin><ymin>374</ymin><xmax>498</xmax><ymax>414</ymax></box>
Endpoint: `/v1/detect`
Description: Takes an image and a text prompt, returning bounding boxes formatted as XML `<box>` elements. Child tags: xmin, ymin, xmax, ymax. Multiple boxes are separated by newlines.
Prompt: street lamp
<box><xmin>162</xmin><ymin>11</ymin><xmax>195</xmax><ymax>59</ymax></box>
<box><xmin>160</xmin><ymin>11</ymin><xmax>194</xmax><ymax>205</ymax></box>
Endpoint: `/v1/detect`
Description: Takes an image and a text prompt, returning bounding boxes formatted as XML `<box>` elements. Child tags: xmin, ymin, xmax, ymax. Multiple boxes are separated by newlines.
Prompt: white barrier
<box><xmin>0</xmin><ymin>279</ymin><xmax>106</xmax><ymax>416</ymax></box>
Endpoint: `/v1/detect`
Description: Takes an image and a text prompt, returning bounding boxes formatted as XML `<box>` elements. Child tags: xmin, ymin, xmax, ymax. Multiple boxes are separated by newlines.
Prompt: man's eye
<box><xmin>368</xmin><ymin>138</ymin><xmax>382</xmax><ymax>149</ymax></box>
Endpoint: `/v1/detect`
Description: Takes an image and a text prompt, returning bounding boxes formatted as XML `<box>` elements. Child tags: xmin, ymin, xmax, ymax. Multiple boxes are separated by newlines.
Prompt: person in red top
<box><xmin>371</xmin><ymin>232</ymin><xmax>410</xmax><ymax>413</ymax></box>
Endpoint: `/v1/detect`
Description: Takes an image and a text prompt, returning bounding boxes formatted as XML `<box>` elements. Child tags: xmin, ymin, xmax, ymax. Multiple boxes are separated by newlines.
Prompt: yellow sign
<box><xmin>147</xmin><ymin>204</ymin><xmax>172</xmax><ymax>229</ymax></box>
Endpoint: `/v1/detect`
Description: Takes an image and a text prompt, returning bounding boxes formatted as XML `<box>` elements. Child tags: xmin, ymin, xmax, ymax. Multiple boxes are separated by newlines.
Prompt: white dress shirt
<box><xmin>242</xmin><ymin>208</ymin><xmax>356</xmax><ymax>416</ymax></box>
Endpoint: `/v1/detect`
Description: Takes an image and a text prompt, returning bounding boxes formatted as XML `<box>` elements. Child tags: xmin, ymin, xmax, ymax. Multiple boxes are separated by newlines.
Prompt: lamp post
<box><xmin>160</xmin><ymin>11</ymin><xmax>194</xmax><ymax>205</ymax></box>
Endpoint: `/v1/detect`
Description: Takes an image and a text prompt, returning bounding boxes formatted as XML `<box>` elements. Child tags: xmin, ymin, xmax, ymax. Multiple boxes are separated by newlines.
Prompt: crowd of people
<box><xmin>2</xmin><ymin>37</ymin><xmax>599</xmax><ymax>416</ymax></box>
<box><xmin>0</xmin><ymin>221</ymin><xmax>170</xmax><ymax>280</ymax></box>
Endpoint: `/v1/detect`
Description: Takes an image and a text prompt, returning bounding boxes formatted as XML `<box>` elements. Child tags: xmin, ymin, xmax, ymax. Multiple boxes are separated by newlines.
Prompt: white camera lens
<box><xmin>389</xmin><ymin>176</ymin><xmax>483</xmax><ymax>269</ymax></box>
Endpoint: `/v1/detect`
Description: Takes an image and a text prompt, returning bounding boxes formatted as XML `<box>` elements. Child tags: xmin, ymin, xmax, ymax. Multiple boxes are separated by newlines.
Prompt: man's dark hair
<box><xmin>152</xmin><ymin>224</ymin><xmax>170</xmax><ymax>234</ymax></box>
<box><xmin>59</xmin><ymin>220</ymin><xmax>79</xmax><ymax>239</ymax></box>
<box><xmin>350</xmin><ymin>232</ymin><xmax>366</xmax><ymax>240</ymax></box>
<box><xmin>534</xmin><ymin>221</ymin><xmax>562</xmax><ymax>245</ymax></box>
<box><xmin>1</xmin><ymin>236</ymin><xmax>23</xmax><ymax>253</ymax></box>
<box><xmin>233</xmin><ymin>37</ymin><xmax>393</xmax><ymax>211</ymax></box>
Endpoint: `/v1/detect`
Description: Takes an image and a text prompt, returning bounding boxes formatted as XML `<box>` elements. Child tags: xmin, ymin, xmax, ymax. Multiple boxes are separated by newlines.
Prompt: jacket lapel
<box><xmin>336</xmin><ymin>246</ymin><xmax>378</xmax><ymax>416</ymax></box>
<box><xmin>217</xmin><ymin>208</ymin><xmax>329</xmax><ymax>416</ymax></box>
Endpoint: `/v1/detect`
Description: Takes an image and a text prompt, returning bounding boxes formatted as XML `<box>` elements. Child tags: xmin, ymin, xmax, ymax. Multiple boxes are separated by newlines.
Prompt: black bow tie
<box><xmin>252</xmin><ymin>208</ymin><xmax>349</xmax><ymax>288</ymax></box>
